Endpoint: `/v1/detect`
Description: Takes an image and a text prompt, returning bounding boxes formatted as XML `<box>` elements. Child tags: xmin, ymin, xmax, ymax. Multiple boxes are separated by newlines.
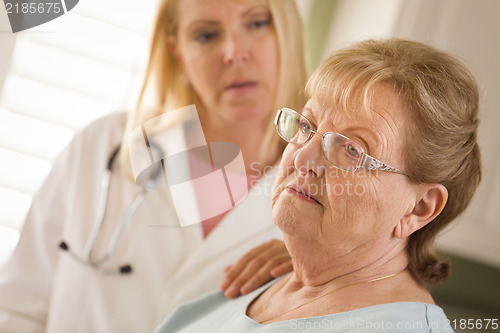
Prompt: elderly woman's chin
<box><xmin>271</xmin><ymin>187</ymin><xmax>323</xmax><ymax>236</ymax></box>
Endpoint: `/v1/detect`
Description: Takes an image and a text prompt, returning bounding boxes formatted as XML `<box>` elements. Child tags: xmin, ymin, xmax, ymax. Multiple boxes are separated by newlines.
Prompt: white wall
<box><xmin>396</xmin><ymin>0</ymin><xmax>500</xmax><ymax>268</ymax></box>
<box><xmin>322</xmin><ymin>0</ymin><xmax>403</xmax><ymax>58</ymax></box>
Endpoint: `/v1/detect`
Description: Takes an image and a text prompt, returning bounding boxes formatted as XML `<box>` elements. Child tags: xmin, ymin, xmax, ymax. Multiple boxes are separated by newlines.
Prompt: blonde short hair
<box><xmin>307</xmin><ymin>38</ymin><xmax>481</xmax><ymax>285</ymax></box>
<box><xmin>120</xmin><ymin>0</ymin><xmax>307</xmax><ymax>169</ymax></box>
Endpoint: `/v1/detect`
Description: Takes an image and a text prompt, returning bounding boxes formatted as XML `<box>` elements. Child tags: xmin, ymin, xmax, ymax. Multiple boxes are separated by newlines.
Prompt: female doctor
<box><xmin>0</xmin><ymin>0</ymin><xmax>307</xmax><ymax>332</ymax></box>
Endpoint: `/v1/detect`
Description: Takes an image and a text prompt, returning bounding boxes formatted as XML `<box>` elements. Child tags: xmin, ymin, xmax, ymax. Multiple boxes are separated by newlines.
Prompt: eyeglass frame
<box><xmin>274</xmin><ymin>108</ymin><xmax>408</xmax><ymax>176</ymax></box>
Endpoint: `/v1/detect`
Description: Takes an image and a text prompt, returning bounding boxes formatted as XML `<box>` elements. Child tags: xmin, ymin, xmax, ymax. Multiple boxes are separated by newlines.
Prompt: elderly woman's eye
<box><xmin>346</xmin><ymin>144</ymin><xmax>359</xmax><ymax>157</ymax></box>
<box><xmin>299</xmin><ymin>121</ymin><xmax>311</xmax><ymax>134</ymax></box>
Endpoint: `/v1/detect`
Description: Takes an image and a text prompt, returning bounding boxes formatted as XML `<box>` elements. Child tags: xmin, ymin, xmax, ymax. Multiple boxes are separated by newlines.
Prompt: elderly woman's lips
<box><xmin>285</xmin><ymin>185</ymin><xmax>321</xmax><ymax>205</ymax></box>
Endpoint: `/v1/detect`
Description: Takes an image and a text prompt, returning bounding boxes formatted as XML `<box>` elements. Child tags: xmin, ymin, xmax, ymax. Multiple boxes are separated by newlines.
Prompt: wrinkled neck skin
<box><xmin>284</xmin><ymin>234</ymin><xmax>410</xmax><ymax>291</ymax></box>
<box><xmin>246</xmin><ymin>234</ymin><xmax>434</xmax><ymax>325</ymax></box>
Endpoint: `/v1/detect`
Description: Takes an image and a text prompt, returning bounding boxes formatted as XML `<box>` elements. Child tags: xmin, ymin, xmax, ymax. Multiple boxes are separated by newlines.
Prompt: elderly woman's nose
<box><xmin>293</xmin><ymin>135</ymin><xmax>325</xmax><ymax>177</ymax></box>
<box><xmin>222</xmin><ymin>33</ymin><xmax>250</xmax><ymax>64</ymax></box>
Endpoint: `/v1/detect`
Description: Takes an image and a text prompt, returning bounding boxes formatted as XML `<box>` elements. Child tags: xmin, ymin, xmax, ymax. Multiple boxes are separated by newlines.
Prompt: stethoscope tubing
<box><xmin>59</xmin><ymin>145</ymin><xmax>144</xmax><ymax>274</ymax></box>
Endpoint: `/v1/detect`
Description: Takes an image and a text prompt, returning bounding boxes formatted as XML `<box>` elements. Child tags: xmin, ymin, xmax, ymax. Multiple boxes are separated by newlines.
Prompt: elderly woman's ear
<box><xmin>394</xmin><ymin>184</ymin><xmax>448</xmax><ymax>239</ymax></box>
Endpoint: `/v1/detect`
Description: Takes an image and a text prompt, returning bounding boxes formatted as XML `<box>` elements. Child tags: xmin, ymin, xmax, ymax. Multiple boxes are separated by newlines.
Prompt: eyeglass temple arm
<box><xmin>359</xmin><ymin>154</ymin><xmax>407</xmax><ymax>175</ymax></box>
<box><xmin>274</xmin><ymin>109</ymin><xmax>282</xmax><ymax>125</ymax></box>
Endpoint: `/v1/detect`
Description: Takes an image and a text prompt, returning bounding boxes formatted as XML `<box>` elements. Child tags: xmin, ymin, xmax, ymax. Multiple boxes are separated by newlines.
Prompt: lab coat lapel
<box><xmin>189</xmin><ymin>166</ymin><xmax>277</xmax><ymax>266</ymax></box>
<box><xmin>168</xmin><ymin>165</ymin><xmax>278</xmax><ymax>276</ymax></box>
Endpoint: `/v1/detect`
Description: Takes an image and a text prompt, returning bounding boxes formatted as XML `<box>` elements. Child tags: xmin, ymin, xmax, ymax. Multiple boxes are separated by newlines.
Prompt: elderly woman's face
<box><xmin>272</xmin><ymin>84</ymin><xmax>416</xmax><ymax>251</ymax></box>
<box><xmin>174</xmin><ymin>0</ymin><xmax>279</xmax><ymax>125</ymax></box>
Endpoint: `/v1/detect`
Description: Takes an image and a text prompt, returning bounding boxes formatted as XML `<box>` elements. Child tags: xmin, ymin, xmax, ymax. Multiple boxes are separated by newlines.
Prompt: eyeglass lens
<box><xmin>276</xmin><ymin>108</ymin><xmax>364</xmax><ymax>172</ymax></box>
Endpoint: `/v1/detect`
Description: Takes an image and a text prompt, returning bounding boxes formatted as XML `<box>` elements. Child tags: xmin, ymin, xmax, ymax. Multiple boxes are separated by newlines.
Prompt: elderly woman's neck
<box><xmin>286</xmin><ymin>238</ymin><xmax>409</xmax><ymax>288</ymax></box>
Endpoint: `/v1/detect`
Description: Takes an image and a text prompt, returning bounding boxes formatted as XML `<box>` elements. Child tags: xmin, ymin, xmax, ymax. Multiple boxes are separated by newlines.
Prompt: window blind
<box><xmin>0</xmin><ymin>0</ymin><xmax>158</xmax><ymax>263</ymax></box>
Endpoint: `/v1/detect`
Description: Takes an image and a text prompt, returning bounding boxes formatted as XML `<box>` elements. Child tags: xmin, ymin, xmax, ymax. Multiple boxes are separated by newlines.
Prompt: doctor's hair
<box><xmin>119</xmin><ymin>0</ymin><xmax>307</xmax><ymax>173</ymax></box>
<box><xmin>306</xmin><ymin>38</ymin><xmax>481</xmax><ymax>286</ymax></box>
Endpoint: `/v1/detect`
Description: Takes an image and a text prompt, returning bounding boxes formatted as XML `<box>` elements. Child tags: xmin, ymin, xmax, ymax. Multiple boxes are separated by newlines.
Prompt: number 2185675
<box><xmin>445</xmin><ymin>318</ymin><xmax>498</xmax><ymax>330</ymax></box>
<box><xmin>5</xmin><ymin>2</ymin><xmax>62</xmax><ymax>14</ymax></box>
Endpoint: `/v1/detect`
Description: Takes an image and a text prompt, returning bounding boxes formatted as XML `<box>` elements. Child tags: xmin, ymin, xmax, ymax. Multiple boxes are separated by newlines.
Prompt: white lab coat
<box><xmin>0</xmin><ymin>112</ymin><xmax>282</xmax><ymax>333</ymax></box>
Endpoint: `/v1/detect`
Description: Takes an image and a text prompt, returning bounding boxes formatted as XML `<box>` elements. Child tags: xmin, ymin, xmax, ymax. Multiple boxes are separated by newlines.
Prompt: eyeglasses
<box><xmin>274</xmin><ymin>108</ymin><xmax>408</xmax><ymax>176</ymax></box>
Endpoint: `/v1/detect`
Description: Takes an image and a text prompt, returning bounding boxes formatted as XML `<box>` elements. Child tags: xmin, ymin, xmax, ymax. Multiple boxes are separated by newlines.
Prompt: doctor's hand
<box><xmin>220</xmin><ymin>239</ymin><xmax>292</xmax><ymax>299</ymax></box>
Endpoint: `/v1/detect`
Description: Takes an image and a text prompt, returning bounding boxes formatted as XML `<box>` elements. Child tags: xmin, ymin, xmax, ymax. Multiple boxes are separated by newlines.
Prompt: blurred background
<box><xmin>0</xmin><ymin>0</ymin><xmax>499</xmax><ymax>331</ymax></box>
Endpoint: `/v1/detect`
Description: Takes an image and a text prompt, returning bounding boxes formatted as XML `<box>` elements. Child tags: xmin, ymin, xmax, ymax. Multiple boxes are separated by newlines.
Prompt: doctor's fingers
<box><xmin>270</xmin><ymin>259</ymin><xmax>293</xmax><ymax>278</ymax></box>
<box><xmin>220</xmin><ymin>239</ymin><xmax>286</xmax><ymax>289</ymax></box>
<box><xmin>220</xmin><ymin>240</ymin><xmax>291</xmax><ymax>298</ymax></box>
<box><xmin>223</xmin><ymin>253</ymin><xmax>291</xmax><ymax>299</ymax></box>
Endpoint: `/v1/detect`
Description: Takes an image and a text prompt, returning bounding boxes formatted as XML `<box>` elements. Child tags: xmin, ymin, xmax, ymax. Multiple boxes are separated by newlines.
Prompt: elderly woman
<box><xmin>154</xmin><ymin>38</ymin><xmax>481</xmax><ymax>332</ymax></box>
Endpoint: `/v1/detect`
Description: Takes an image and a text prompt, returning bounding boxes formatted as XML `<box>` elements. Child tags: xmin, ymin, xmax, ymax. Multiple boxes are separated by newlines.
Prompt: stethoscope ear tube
<box><xmin>57</xmin><ymin>144</ymin><xmax>145</xmax><ymax>275</ymax></box>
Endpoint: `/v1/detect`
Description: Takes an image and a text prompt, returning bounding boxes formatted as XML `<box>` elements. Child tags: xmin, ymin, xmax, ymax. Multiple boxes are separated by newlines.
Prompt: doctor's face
<box><xmin>173</xmin><ymin>0</ymin><xmax>280</xmax><ymax>126</ymax></box>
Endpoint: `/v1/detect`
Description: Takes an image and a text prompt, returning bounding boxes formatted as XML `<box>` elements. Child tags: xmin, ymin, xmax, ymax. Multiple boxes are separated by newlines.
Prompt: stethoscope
<box><xmin>58</xmin><ymin>143</ymin><xmax>163</xmax><ymax>275</ymax></box>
